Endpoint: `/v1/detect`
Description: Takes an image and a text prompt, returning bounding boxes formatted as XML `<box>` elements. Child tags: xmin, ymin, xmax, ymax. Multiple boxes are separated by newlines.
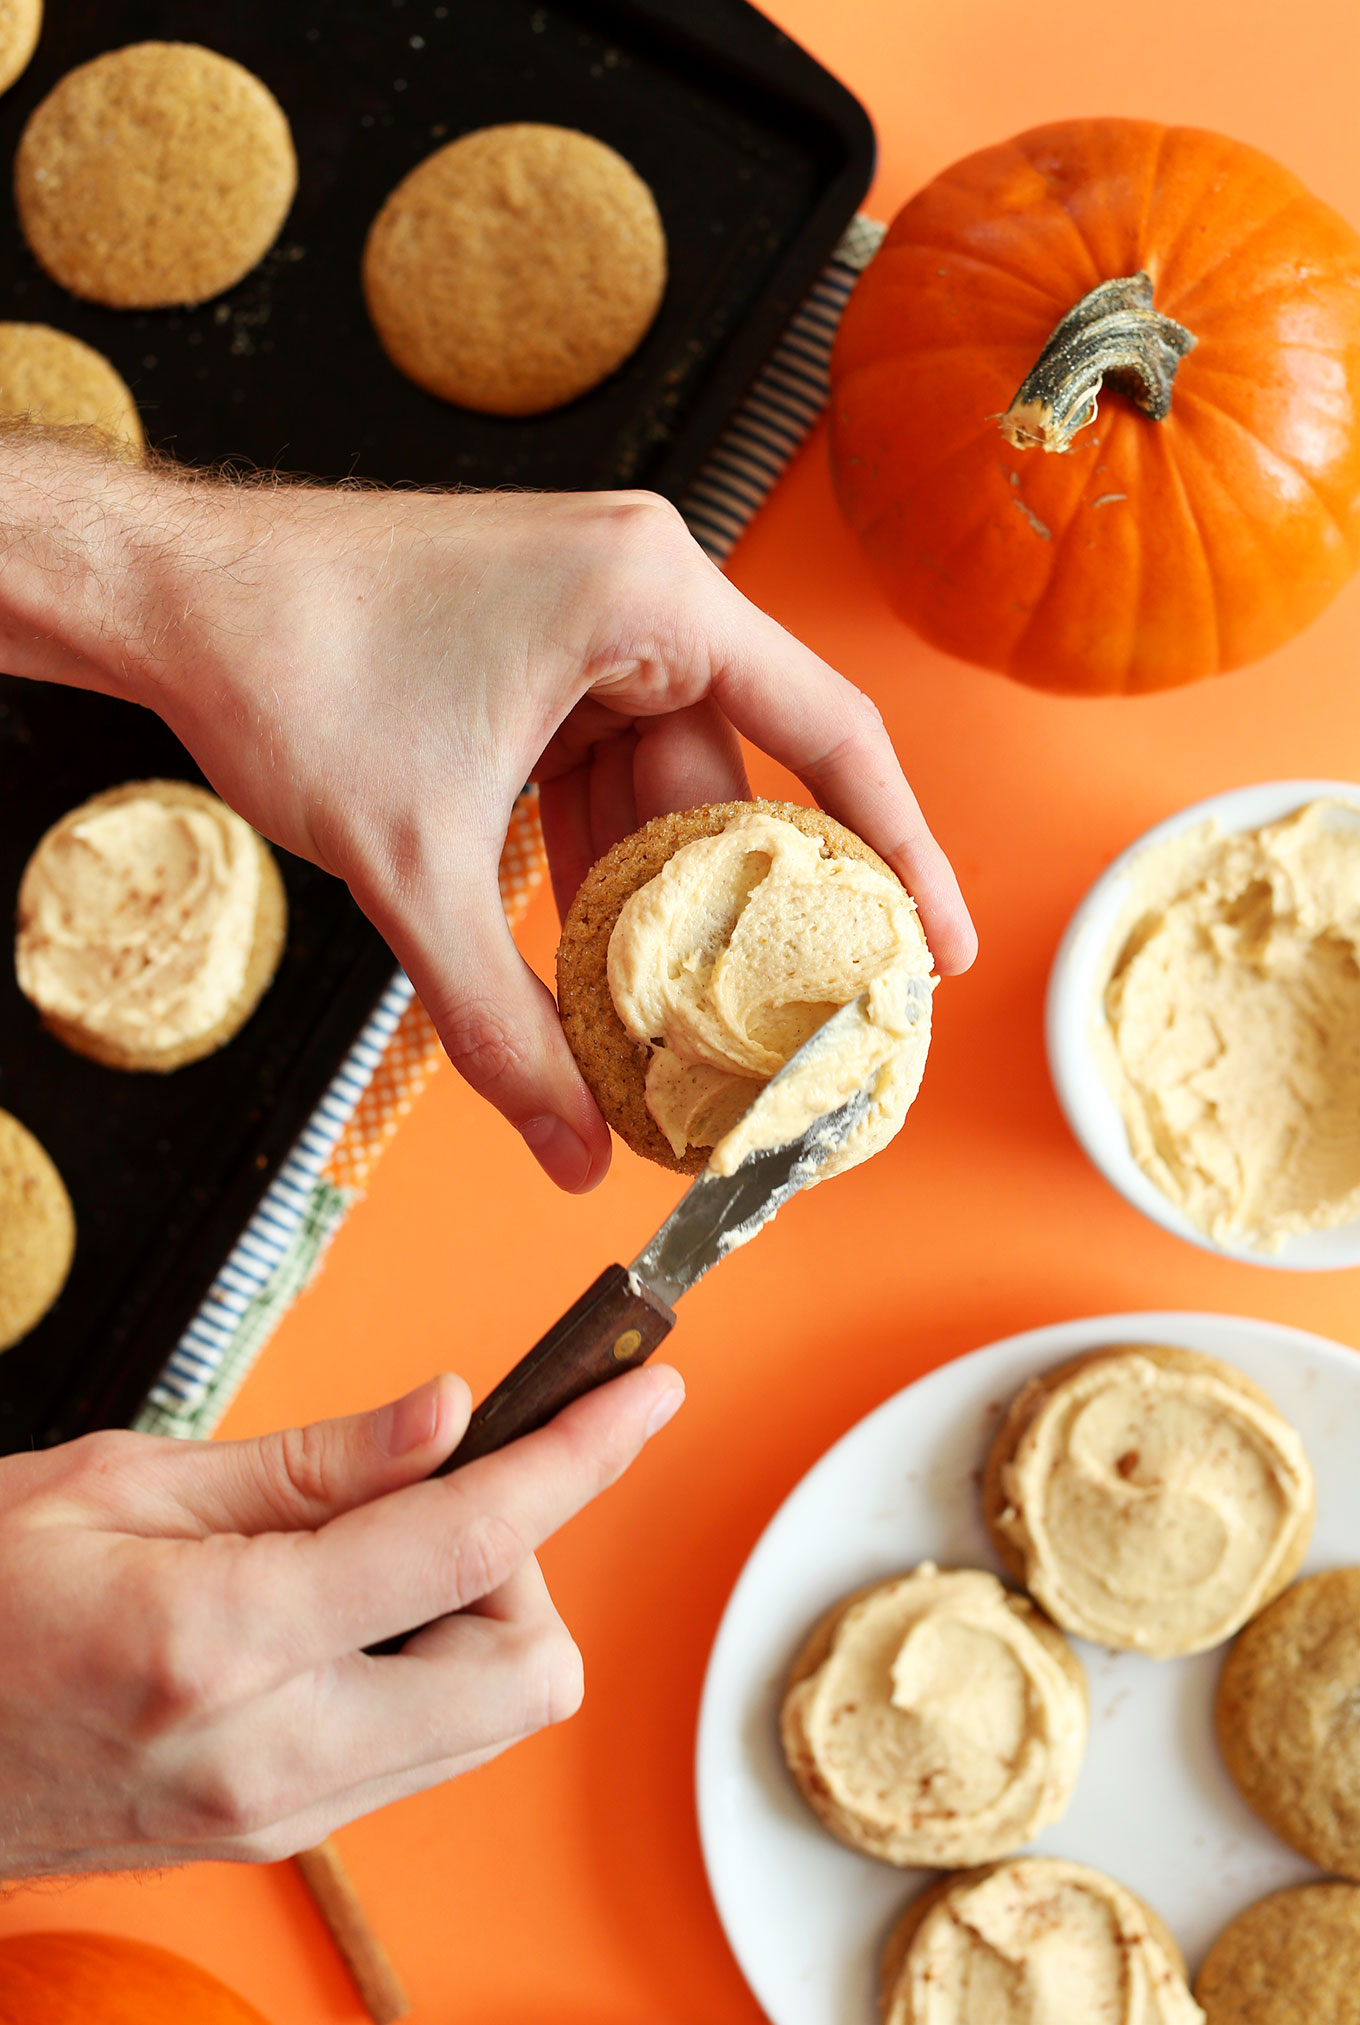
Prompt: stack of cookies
<box><xmin>774</xmin><ymin>1340</ymin><xmax>1360</xmax><ymax>2024</ymax></box>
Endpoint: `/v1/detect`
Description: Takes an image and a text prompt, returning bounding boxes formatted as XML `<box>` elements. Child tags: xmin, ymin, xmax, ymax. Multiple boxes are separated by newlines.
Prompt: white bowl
<box><xmin>1045</xmin><ymin>779</ymin><xmax>1360</xmax><ymax>1271</ymax></box>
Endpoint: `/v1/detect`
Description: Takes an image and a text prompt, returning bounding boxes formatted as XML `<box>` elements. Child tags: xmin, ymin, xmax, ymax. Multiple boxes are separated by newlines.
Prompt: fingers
<box><xmin>375</xmin><ymin>855</ymin><xmax>613</xmax><ymax>1193</ymax></box>
<box><xmin>708</xmin><ymin>603</ymin><xmax>977</xmax><ymax>973</ymax></box>
<box><xmin>632</xmin><ymin>697</ymin><xmax>749</xmax><ymax>823</ymax></box>
<box><xmin>217</xmin><ymin>1362</ymin><xmax>685</xmax><ymax>1679</ymax></box>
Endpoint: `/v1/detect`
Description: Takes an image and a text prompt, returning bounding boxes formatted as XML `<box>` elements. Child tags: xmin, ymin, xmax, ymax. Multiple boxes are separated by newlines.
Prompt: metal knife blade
<box><xmin>630</xmin><ymin>977</ymin><xmax>931</xmax><ymax>1307</ymax></box>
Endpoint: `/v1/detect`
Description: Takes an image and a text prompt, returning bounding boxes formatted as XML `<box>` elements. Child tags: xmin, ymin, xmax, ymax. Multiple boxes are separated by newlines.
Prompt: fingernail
<box><xmin>645</xmin><ymin>1378</ymin><xmax>685</xmax><ymax>1440</ymax></box>
<box><xmin>378</xmin><ymin>1376</ymin><xmax>442</xmax><ymax>1456</ymax></box>
<box><xmin>521</xmin><ymin>1114</ymin><xmax>595</xmax><ymax>1192</ymax></box>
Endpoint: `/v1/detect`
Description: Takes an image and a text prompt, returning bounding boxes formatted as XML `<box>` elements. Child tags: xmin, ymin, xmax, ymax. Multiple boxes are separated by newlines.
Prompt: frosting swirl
<box><xmin>884</xmin><ymin>1858</ymin><xmax>1204</xmax><ymax>2025</ymax></box>
<box><xmin>1098</xmin><ymin>800</ymin><xmax>1360</xmax><ymax>1247</ymax></box>
<box><xmin>606</xmin><ymin>810</ymin><xmax>933</xmax><ymax>1176</ymax></box>
<box><xmin>17</xmin><ymin>788</ymin><xmax>262</xmax><ymax>1055</ymax></box>
<box><xmin>782</xmin><ymin>1565</ymin><xmax>1086</xmax><ymax>1867</ymax></box>
<box><xmin>995</xmin><ymin>1350</ymin><xmax>1314</xmax><ymax>1656</ymax></box>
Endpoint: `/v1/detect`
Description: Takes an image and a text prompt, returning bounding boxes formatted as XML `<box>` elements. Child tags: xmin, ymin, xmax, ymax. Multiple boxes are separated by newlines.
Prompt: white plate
<box><xmin>1044</xmin><ymin>779</ymin><xmax>1360</xmax><ymax>1270</ymax></box>
<box><xmin>696</xmin><ymin>1312</ymin><xmax>1360</xmax><ymax>2025</ymax></box>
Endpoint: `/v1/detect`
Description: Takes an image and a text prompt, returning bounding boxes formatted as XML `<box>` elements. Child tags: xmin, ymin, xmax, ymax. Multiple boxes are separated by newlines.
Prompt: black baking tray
<box><xmin>0</xmin><ymin>0</ymin><xmax>875</xmax><ymax>495</ymax></box>
<box><xmin>0</xmin><ymin>0</ymin><xmax>874</xmax><ymax>1453</ymax></box>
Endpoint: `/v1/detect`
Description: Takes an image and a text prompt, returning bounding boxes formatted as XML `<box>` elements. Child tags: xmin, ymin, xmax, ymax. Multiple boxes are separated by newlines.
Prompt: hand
<box><xmin>0</xmin><ymin>1363</ymin><xmax>683</xmax><ymax>1876</ymax></box>
<box><xmin>0</xmin><ymin>448</ymin><xmax>976</xmax><ymax>1190</ymax></box>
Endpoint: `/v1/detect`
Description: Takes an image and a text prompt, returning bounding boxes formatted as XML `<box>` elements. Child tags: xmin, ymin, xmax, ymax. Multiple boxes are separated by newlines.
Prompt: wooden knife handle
<box><xmin>430</xmin><ymin>1263</ymin><xmax>676</xmax><ymax>1474</ymax></box>
<box><xmin>367</xmin><ymin>1267</ymin><xmax>675</xmax><ymax>1655</ymax></box>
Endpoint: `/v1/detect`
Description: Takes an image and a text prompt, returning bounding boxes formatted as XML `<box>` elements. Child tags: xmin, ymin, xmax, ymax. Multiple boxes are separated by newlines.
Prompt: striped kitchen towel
<box><xmin>133</xmin><ymin>211</ymin><xmax>886</xmax><ymax>1441</ymax></box>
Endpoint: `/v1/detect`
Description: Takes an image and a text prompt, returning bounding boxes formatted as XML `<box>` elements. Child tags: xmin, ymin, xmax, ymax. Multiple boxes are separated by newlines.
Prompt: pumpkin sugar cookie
<box><xmin>0</xmin><ymin>324</ymin><xmax>142</xmax><ymax>453</ymax></box>
<box><xmin>879</xmin><ymin>1858</ymin><xmax>1202</xmax><ymax>2025</ymax></box>
<box><xmin>1216</xmin><ymin>1568</ymin><xmax>1360</xmax><ymax>1878</ymax></box>
<box><xmin>982</xmin><ymin>1343</ymin><xmax>1315</xmax><ymax>1657</ymax></box>
<box><xmin>15</xmin><ymin>43</ymin><xmax>296</xmax><ymax>308</ymax></box>
<box><xmin>780</xmin><ymin>1564</ymin><xmax>1087</xmax><ymax>1868</ymax></box>
<box><xmin>0</xmin><ymin>1109</ymin><xmax>74</xmax><ymax>1352</ymax></box>
<box><xmin>363</xmin><ymin>122</ymin><xmax>666</xmax><ymax>415</ymax></box>
<box><xmin>0</xmin><ymin>0</ymin><xmax>40</xmax><ymax>97</ymax></box>
<box><xmin>556</xmin><ymin>799</ymin><xmax>934</xmax><ymax>1175</ymax></box>
<box><xmin>1196</xmin><ymin>1883</ymin><xmax>1360</xmax><ymax>2024</ymax></box>
<box><xmin>16</xmin><ymin>780</ymin><xmax>287</xmax><ymax>1073</ymax></box>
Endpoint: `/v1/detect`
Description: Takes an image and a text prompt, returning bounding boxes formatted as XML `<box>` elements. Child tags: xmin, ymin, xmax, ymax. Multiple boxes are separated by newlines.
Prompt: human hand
<box><xmin>0</xmin><ymin>1362</ymin><xmax>682</xmax><ymax>1876</ymax></box>
<box><xmin>0</xmin><ymin>448</ymin><xmax>975</xmax><ymax>1189</ymax></box>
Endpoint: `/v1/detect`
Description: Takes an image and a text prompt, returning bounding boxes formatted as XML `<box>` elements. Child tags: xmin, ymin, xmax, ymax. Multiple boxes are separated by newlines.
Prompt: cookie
<box><xmin>981</xmin><ymin>1343</ymin><xmax>1315</xmax><ymax>1657</ymax></box>
<box><xmin>1216</xmin><ymin>1568</ymin><xmax>1360</xmax><ymax>1877</ymax></box>
<box><xmin>0</xmin><ymin>1109</ymin><xmax>74</xmax><ymax>1352</ymax></box>
<box><xmin>557</xmin><ymin>799</ymin><xmax>915</xmax><ymax>1173</ymax></box>
<box><xmin>879</xmin><ymin>1857</ymin><xmax>1199</xmax><ymax>2025</ymax></box>
<box><xmin>0</xmin><ymin>0</ymin><xmax>40</xmax><ymax>97</ymax></box>
<box><xmin>15</xmin><ymin>43</ymin><xmax>297</xmax><ymax>309</ymax></box>
<box><xmin>0</xmin><ymin>323</ymin><xmax>142</xmax><ymax>453</ymax></box>
<box><xmin>780</xmin><ymin>1564</ymin><xmax>1087</xmax><ymax>1867</ymax></box>
<box><xmin>1196</xmin><ymin>1882</ymin><xmax>1360</xmax><ymax>2023</ymax></box>
<box><xmin>16</xmin><ymin>780</ymin><xmax>287</xmax><ymax>1073</ymax></box>
<box><xmin>362</xmin><ymin>122</ymin><xmax>666</xmax><ymax>414</ymax></box>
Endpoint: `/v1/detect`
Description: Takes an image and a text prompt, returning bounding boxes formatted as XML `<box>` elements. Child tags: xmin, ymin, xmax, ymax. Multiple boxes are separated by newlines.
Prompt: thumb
<box><xmin>390</xmin><ymin>868</ymin><xmax>613</xmax><ymax>1194</ymax></box>
<box><xmin>149</xmin><ymin>1373</ymin><xmax>473</xmax><ymax>1535</ymax></box>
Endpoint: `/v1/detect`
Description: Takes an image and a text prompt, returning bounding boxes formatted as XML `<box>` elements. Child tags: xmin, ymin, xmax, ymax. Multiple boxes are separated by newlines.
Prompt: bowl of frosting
<box><xmin>1046</xmin><ymin>780</ymin><xmax>1360</xmax><ymax>1269</ymax></box>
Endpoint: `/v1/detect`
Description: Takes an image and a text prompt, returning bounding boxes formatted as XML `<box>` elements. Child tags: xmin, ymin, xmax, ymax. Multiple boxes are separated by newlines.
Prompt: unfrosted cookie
<box><xmin>362</xmin><ymin>122</ymin><xmax>666</xmax><ymax>414</ymax></box>
<box><xmin>15</xmin><ymin>43</ymin><xmax>297</xmax><ymax>308</ymax></box>
<box><xmin>16</xmin><ymin>780</ymin><xmax>287</xmax><ymax>1073</ymax></box>
<box><xmin>0</xmin><ymin>1109</ymin><xmax>74</xmax><ymax>1352</ymax></box>
<box><xmin>879</xmin><ymin>1857</ymin><xmax>1201</xmax><ymax>2025</ymax></box>
<box><xmin>0</xmin><ymin>0</ymin><xmax>40</xmax><ymax>96</ymax></box>
<box><xmin>0</xmin><ymin>324</ymin><xmax>142</xmax><ymax>453</ymax></box>
<box><xmin>557</xmin><ymin>799</ymin><xmax>919</xmax><ymax>1173</ymax></box>
<box><xmin>1216</xmin><ymin>1568</ymin><xmax>1360</xmax><ymax>1877</ymax></box>
<box><xmin>1196</xmin><ymin>1883</ymin><xmax>1360</xmax><ymax>2023</ymax></box>
<box><xmin>781</xmin><ymin>1563</ymin><xmax>1087</xmax><ymax>1868</ymax></box>
<box><xmin>981</xmin><ymin>1344</ymin><xmax>1315</xmax><ymax>1657</ymax></box>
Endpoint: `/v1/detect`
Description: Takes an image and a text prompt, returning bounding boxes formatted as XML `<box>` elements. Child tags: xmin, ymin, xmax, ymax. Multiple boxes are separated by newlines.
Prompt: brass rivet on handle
<box><xmin>613</xmin><ymin>1328</ymin><xmax>643</xmax><ymax>1361</ymax></box>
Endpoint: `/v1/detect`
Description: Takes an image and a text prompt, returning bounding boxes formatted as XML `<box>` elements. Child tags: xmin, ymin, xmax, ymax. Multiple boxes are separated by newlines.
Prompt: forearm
<box><xmin>0</xmin><ymin>430</ymin><xmax>263</xmax><ymax>709</ymax></box>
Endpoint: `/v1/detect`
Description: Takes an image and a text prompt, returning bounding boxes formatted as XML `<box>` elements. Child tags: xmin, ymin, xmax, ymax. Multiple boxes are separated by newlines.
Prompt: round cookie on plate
<box><xmin>0</xmin><ymin>0</ymin><xmax>41</xmax><ymax>96</ymax></box>
<box><xmin>1215</xmin><ymin>1568</ymin><xmax>1360</xmax><ymax>1878</ymax></box>
<box><xmin>879</xmin><ymin>1857</ymin><xmax>1203</xmax><ymax>2025</ymax></box>
<box><xmin>0</xmin><ymin>1109</ymin><xmax>74</xmax><ymax>1353</ymax></box>
<box><xmin>1196</xmin><ymin>1882</ymin><xmax>1360</xmax><ymax>2024</ymax></box>
<box><xmin>362</xmin><ymin>122</ymin><xmax>666</xmax><ymax>415</ymax></box>
<box><xmin>16</xmin><ymin>780</ymin><xmax>287</xmax><ymax>1073</ymax></box>
<box><xmin>0</xmin><ymin>323</ymin><xmax>142</xmax><ymax>453</ymax></box>
<box><xmin>15</xmin><ymin>42</ymin><xmax>296</xmax><ymax>308</ymax></box>
<box><xmin>981</xmin><ymin>1343</ymin><xmax>1315</xmax><ymax>1657</ymax></box>
<box><xmin>780</xmin><ymin>1563</ymin><xmax>1087</xmax><ymax>1868</ymax></box>
<box><xmin>557</xmin><ymin>798</ymin><xmax>934</xmax><ymax>1177</ymax></box>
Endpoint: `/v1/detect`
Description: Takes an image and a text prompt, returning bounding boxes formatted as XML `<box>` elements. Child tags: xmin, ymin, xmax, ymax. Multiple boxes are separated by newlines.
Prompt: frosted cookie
<box><xmin>0</xmin><ymin>324</ymin><xmax>142</xmax><ymax>453</ymax></box>
<box><xmin>1196</xmin><ymin>1882</ymin><xmax>1360</xmax><ymax>2024</ymax></box>
<box><xmin>880</xmin><ymin>1859</ymin><xmax>1203</xmax><ymax>2025</ymax></box>
<box><xmin>557</xmin><ymin>799</ymin><xmax>934</xmax><ymax>1176</ymax></box>
<box><xmin>1216</xmin><ymin>1568</ymin><xmax>1360</xmax><ymax>1878</ymax></box>
<box><xmin>780</xmin><ymin>1564</ymin><xmax>1087</xmax><ymax>1867</ymax></box>
<box><xmin>0</xmin><ymin>0</ymin><xmax>40</xmax><ymax>96</ymax></box>
<box><xmin>16</xmin><ymin>780</ymin><xmax>287</xmax><ymax>1073</ymax></box>
<box><xmin>15</xmin><ymin>43</ymin><xmax>296</xmax><ymax>308</ymax></box>
<box><xmin>362</xmin><ymin>122</ymin><xmax>666</xmax><ymax>414</ymax></box>
<box><xmin>0</xmin><ymin>1109</ymin><xmax>74</xmax><ymax>1352</ymax></box>
<box><xmin>982</xmin><ymin>1344</ymin><xmax>1314</xmax><ymax>1657</ymax></box>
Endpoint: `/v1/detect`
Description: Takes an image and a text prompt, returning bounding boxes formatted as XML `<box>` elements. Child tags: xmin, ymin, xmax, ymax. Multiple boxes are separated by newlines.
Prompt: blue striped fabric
<box><xmin>137</xmin><ymin>211</ymin><xmax>886</xmax><ymax>1433</ymax></box>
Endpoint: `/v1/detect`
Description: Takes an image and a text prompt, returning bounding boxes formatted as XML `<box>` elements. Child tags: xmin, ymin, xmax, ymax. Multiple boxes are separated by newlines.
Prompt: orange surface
<box><xmin>6</xmin><ymin>1</ymin><xmax>1360</xmax><ymax>2017</ymax></box>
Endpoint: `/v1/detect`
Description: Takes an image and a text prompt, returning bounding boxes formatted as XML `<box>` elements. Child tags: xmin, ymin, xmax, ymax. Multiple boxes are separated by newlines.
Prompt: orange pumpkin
<box><xmin>829</xmin><ymin>119</ymin><xmax>1360</xmax><ymax>694</ymax></box>
<box><xmin>0</xmin><ymin>1932</ymin><xmax>272</xmax><ymax>2024</ymax></box>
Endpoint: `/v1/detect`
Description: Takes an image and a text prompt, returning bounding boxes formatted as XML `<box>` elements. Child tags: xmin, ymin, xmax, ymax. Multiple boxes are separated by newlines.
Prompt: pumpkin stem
<box><xmin>999</xmin><ymin>272</ymin><xmax>1196</xmax><ymax>453</ymax></box>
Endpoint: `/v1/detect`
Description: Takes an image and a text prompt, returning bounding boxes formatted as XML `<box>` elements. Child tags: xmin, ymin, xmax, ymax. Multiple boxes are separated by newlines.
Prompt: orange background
<box><xmin>6</xmin><ymin>0</ymin><xmax>1360</xmax><ymax>2016</ymax></box>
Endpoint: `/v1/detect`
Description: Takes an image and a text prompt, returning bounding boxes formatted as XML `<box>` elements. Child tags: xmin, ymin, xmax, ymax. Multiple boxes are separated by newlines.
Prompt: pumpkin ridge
<box><xmin>1146</xmin><ymin>420</ymin><xmax>1223</xmax><ymax>681</ymax></box>
<box><xmin>1154</xmin><ymin>190</ymin><xmax>1311</xmax><ymax>318</ymax></box>
<box><xmin>877</xmin><ymin>237</ymin><xmax>1064</xmax><ymax>307</ymax></box>
<box><xmin>1166</xmin><ymin>407</ymin><xmax>1299</xmax><ymax>665</ymax></box>
<box><xmin>1174</xmin><ymin>383</ymin><xmax>1358</xmax><ymax>555</ymax></box>
<box><xmin>1004</xmin><ymin>448</ymin><xmax>1129</xmax><ymax>683</ymax></box>
<box><xmin>1012</xmin><ymin>130</ymin><xmax>1113</xmax><ymax>294</ymax></box>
